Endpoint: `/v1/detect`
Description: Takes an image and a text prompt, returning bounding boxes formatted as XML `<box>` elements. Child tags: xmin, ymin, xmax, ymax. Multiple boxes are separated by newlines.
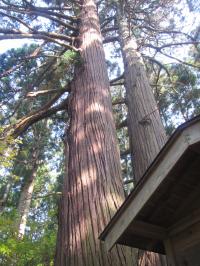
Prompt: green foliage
<box><xmin>152</xmin><ymin>63</ymin><xmax>200</xmax><ymax>134</ymax></box>
<box><xmin>61</xmin><ymin>50</ymin><xmax>80</xmax><ymax>64</ymax></box>
<box><xmin>54</xmin><ymin>50</ymin><xmax>81</xmax><ymax>88</ymax></box>
<box><xmin>0</xmin><ymin>129</ymin><xmax>21</xmax><ymax>168</ymax></box>
<box><xmin>0</xmin><ymin>210</ymin><xmax>56</xmax><ymax>266</ymax></box>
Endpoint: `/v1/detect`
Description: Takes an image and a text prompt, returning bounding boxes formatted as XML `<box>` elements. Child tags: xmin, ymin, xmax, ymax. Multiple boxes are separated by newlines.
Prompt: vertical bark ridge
<box><xmin>117</xmin><ymin>10</ymin><xmax>167</xmax><ymax>266</ymax></box>
<box><xmin>118</xmin><ymin>14</ymin><xmax>167</xmax><ymax>182</ymax></box>
<box><xmin>55</xmin><ymin>0</ymin><xmax>137</xmax><ymax>264</ymax></box>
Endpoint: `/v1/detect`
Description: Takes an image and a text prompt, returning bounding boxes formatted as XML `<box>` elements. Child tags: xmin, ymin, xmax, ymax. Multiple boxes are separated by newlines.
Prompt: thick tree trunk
<box><xmin>55</xmin><ymin>0</ymin><xmax>136</xmax><ymax>265</ymax></box>
<box><xmin>17</xmin><ymin>159</ymin><xmax>38</xmax><ymax>238</ymax></box>
<box><xmin>118</xmin><ymin>15</ymin><xmax>167</xmax><ymax>183</ymax></box>
<box><xmin>118</xmin><ymin>12</ymin><xmax>167</xmax><ymax>266</ymax></box>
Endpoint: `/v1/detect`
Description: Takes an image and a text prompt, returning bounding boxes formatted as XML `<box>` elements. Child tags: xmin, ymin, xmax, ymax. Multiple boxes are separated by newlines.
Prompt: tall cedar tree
<box><xmin>117</xmin><ymin>6</ymin><xmax>167</xmax><ymax>266</ymax></box>
<box><xmin>55</xmin><ymin>0</ymin><xmax>136</xmax><ymax>265</ymax></box>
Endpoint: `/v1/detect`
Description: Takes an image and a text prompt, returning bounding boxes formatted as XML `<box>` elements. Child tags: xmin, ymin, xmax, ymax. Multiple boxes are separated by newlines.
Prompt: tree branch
<box><xmin>110</xmin><ymin>82</ymin><xmax>124</xmax><ymax>87</ymax></box>
<box><xmin>1</xmin><ymin>92</ymin><xmax>68</xmax><ymax>139</ymax></box>
<box><xmin>100</xmin><ymin>16</ymin><xmax>116</xmax><ymax>30</ymax></box>
<box><xmin>0</xmin><ymin>43</ymin><xmax>45</xmax><ymax>78</ymax></box>
<box><xmin>116</xmin><ymin>119</ymin><xmax>127</xmax><ymax>129</ymax></box>
<box><xmin>101</xmin><ymin>26</ymin><xmax>118</xmax><ymax>34</ymax></box>
<box><xmin>143</xmin><ymin>55</ymin><xmax>170</xmax><ymax>77</ymax></box>
<box><xmin>120</xmin><ymin>149</ymin><xmax>130</xmax><ymax>158</ymax></box>
<box><xmin>145</xmin><ymin>41</ymin><xmax>200</xmax><ymax>51</ymax></box>
<box><xmin>110</xmin><ymin>74</ymin><xmax>124</xmax><ymax>84</ymax></box>
<box><xmin>0</xmin><ymin>29</ymin><xmax>79</xmax><ymax>51</ymax></box>
<box><xmin>26</xmin><ymin>88</ymin><xmax>68</xmax><ymax>98</ymax></box>
<box><xmin>138</xmin><ymin>25</ymin><xmax>195</xmax><ymax>41</ymax></box>
<box><xmin>103</xmin><ymin>36</ymin><xmax>119</xmax><ymax>44</ymax></box>
<box><xmin>160</xmin><ymin>51</ymin><xmax>200</xmax><ymax>69</ymax></box>
<box><xmin>112</xmin><ymin>98</ymin><xmax>126</xmax><ymax>105</ymax></box>
<box><xmin>0</xmin><ymin>6</ymin><xmax>77</xmax><ymax>29</ymax></box>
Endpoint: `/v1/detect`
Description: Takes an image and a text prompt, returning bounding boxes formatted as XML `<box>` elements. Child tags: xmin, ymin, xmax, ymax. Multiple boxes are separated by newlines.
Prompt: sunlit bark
<box><xmin>118</xmin><ymin>13</ymin><xmax>167</xmax><ymax>183</ymax></box>
<box><xmin>55</xmin><ymin>0</ymin><xmax>136</xmax><ymax>265</ymax></box>
<box><xmin>17</xmin><ymin>155</ymin><xmax>38</xmax><ymax>238</ymax></box>
<box><xmin>118</xmin><ymin>10</ymin><xmax>167</xmax><ymax>266</ymax></box>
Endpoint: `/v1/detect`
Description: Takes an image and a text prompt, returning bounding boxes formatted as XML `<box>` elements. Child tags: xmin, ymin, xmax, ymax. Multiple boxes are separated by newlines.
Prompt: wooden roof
<box><xmin>99</xmin><ymin>115</ymin><xmax>200</xmax><ymax>254</ymax></box>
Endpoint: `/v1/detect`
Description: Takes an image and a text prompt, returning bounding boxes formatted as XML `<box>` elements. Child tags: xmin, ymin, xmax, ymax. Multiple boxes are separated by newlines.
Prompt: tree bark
<box><xmin>117</xmin><ymin>11</ymin><xmax>167</xmax><ymax>266</ymax></box>
<box><xmin>55</xmin><ymin>0</ymin><xmax>136</xmax><ymax>265</ymax></box>
<box><xmin>0</xmin><ymin>177</ymin><xmax>12</xmax><ymax>213</ymax></box>
<box><xmin>17</xmin><ymin>157</ymin><xmax>38</xmax><ymax>239</ymax></box>
<box><xmin>118</xmin><ymin>13</ymin><xmax>167</xmax><ymax>183</ymax></box>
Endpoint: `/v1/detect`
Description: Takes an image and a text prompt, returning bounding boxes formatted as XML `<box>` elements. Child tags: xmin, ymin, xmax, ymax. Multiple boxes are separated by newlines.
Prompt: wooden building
<box><xmin>99</xmin><ymin>115</ymin><xmax>200</xmax><ymax>266</ymax></box>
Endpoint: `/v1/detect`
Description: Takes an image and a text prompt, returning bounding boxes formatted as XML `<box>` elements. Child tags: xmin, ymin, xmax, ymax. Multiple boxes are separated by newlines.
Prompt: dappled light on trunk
<box><xmin>55</xmin><ymin>0</ymin><xmax>137</xmax><ymax>265</ymax></box>
<box><xmin>118</xmin><ymin>9</ymin><xmax>167</xmax><ymax>266</ymax></box>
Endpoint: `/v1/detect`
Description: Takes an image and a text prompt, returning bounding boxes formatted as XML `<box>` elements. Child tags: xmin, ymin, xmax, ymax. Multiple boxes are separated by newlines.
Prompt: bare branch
<box><xmin>160</xmin><ymin>51</ymin><xmax>200</xmax><ymax>69</ymax></box>
<box><xmin>112</xmin><ymin>98</ymin><xmax>126</xmax><ymax>105</ymax></box>
<box><xmin>0</xmin><ymin>6</ymin><xmax>77</xmax><ymax>29</ymax></box>
<box><xmin>143</xmin><ymin>55</ymin><xmax>170</xmax><ymax>77</ymax></box>
<box><xmin>138</xmin><ymin>25</ymin><xmax>195</xmax><ymax>41</ymax></box>
<box><xmin>145</xmin><ymin>41</ymin><xmax>200</xmax><ymax>51</ymax></box>
<box><xmin>1</xmin><ymin>92</ymin><xmax>68</xmax><ymax>139</ymax></box>
<box><xmin>100</xmin><ymin>16</ymin><xmax>116</xmax><ymax>30</ymax></box>
<box><xmin>103</xmin><ymin>36</ymin><xmax>119</xmax><ymax>44</ymax></box>
<box><xmin>0</xmin><ymin>29</ymin><xmax>79</xmax><ymax>51</ymax></box>
<box><xmin>110</xmin><ymin>74</ymin><xmax>124</xmax><ymax>84</ymax></box>
<box><xmin>32</xmin><ymin>192</ymin><xmax>62</xmax><ymax>200</ymax></box>
<box><xmin>116</xmin><ymin>119</ymin><xmax>127</xmax><ymax>129</ymax></box>
<box><xmin>110</xmin><ymin>82</ymin><xmax>124</xmax><ymax>87</ymax></box>
<box><xmin>101</xmin><ymin>26</ymin><xmax>118</xmax><ymax>34</ymax></box>
<box><xmin>0</xmin><ymin>11</ymin><xmax>34</xmax><ymax>31</ymax></box>
<box><xmin>26</xmin><ymin>88</ymin><xmax>68</xmax><ymax>98</ymax></box>
<box><xmin>120</xmin><ymin>149</ymin><xmax>130</xmax><ymax>157</ymax></box>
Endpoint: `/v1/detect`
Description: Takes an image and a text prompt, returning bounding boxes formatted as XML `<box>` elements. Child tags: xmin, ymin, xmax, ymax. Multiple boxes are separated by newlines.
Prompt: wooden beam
<box><xmin>171</xmin><ymin>181</ymin><xmax>200</xmax><ymax>223</ymax></box>
<box><xmin>164</xmin><ymin>238</ymin><xmax>178</xmax><ymax>266</ymax></box>
<box><xmin>129</xmin><ymin>220</ymin><xmax>167</xmax><ymax>240</ymax></box>
<box><xmin>172</xmin><ymin>221</ymin><xmax>200</xmax><ymax>254</ymax></box>
<box><xmin>145</xmin><ymin>154</ymin><xmax>199</xmax><ymax>224</ymax></box>
<box><xmin>169</xmin><ymin>209</ymin><xmax>200</xmax><ymax>237</ymax></box>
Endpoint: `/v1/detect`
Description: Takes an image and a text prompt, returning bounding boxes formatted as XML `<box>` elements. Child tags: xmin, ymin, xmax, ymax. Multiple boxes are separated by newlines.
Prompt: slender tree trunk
<box><xmin>17</xmin><ymin>159</ymin><xmax>38</xmax><ymax>239</ymax></box>
<box><xmin>118</xmin><ymin>13</ymin><xmax>167</xmax><ymax>183</ymax></box>
<box><xmin>55</xmin><ymin>128</ymin><xmax>69</xmax><ymax>265</ymax></box>
<box><xmin>55</xmin><ymin>0</ymin><xmax>137</xmax><ymax>265</ymax></box>
<box><xmin>117</xmin><ymin>10</ymin><xmax>167</xmax><ymax>266</ymax></box>
<box><xmin>0</xmin><ymin>177</ymin><xmax>12</xmax><ymax>213</ymax></box>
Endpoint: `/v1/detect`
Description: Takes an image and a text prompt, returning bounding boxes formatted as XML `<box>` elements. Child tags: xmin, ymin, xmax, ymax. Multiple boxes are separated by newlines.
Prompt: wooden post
<box><xmin>164</xmin><ymin>238</ymin><xmax>178</xmax><ymax>266</ymax></box>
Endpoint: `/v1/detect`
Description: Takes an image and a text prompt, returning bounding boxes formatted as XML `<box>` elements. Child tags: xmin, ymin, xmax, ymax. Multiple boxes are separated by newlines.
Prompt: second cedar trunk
<box><xmin>118</xmin><ymin>13</ymin><xmax>167</xmax><ymax>183</ymax></box>
<box><xmin>118</xmin><ymin>10</ymin><xmax>167</xmax><ymax>266</ymax></box>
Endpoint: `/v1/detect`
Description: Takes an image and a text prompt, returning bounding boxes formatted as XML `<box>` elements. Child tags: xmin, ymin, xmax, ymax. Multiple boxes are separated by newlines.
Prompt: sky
<box><xmin>0</xmin><ymin>40</ymin><xmax>36</xmax><ymax>53</ymax></box>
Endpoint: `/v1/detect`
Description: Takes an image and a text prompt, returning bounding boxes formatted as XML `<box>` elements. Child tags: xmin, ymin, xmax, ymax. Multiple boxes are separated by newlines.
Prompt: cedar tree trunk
<box><xmin>17</xmin><ymin>156</ymin><xmax>38</xmax><ymax>238</ymax></box>
<box><xmin>118</xmin><ymin>11</ymin><xmax>167</xmax><ymax>266</ymax></box>
<box><xmin>118</xmin><ymin>14</ymin><xmax>167</xmax><ymax>183</ymax></box>
<box><xmin>55</xmin><ymin>0</ymin><xmax>136</xmax><ymax>265</ymax></box>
